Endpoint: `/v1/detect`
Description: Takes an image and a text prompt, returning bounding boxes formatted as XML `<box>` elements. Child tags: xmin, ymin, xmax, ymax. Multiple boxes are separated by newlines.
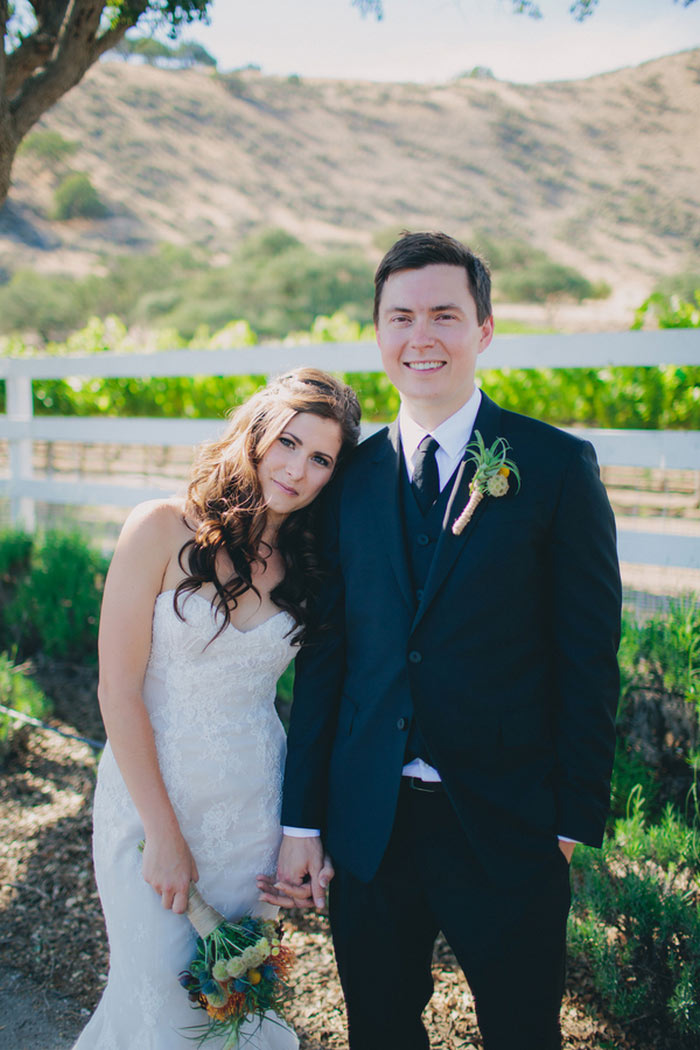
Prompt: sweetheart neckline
<box><xmin>155</xmin><ymin>589</ymin><xmax>291</xmax><ymax>636</ymax></box>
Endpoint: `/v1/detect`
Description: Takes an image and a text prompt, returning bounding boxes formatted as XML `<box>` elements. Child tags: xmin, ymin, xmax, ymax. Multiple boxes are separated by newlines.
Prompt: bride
<box><xmin>73</xmin><ymin>368</ymin><xmax>361</xmax><ymax>1050</ymax></box>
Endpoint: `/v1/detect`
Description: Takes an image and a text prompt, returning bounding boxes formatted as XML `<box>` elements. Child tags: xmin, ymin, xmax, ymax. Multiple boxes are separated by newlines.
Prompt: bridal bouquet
<box><xmin>179</xmin><ymin>882</ymin><xmax>295</xmax><ymax>1049</ymax></box>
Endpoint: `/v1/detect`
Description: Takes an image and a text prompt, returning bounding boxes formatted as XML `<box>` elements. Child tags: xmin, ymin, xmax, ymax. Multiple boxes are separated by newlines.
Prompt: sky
<box><xmin>181</xmin><ymin>0</ymin><xmax>700</xmax><ymax>85</ymax></box>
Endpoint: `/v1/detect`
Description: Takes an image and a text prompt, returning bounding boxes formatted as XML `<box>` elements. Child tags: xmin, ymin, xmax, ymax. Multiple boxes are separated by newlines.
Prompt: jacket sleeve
<box><xmin>549</xmin><ymin>439</ymin><xmax>621</xmax><ymax>847</ymax></box>
<box><xmin>281</xmin><ymin>478</ymin><xmax>346</xmax><ymax>831</ymax></box>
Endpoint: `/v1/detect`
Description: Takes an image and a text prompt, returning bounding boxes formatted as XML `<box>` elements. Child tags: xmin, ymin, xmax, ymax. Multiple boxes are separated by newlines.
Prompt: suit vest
<box><xmin>398</xmin><ymin>456</ymin><xmax>458</xmax><ymax>764</ymax></box>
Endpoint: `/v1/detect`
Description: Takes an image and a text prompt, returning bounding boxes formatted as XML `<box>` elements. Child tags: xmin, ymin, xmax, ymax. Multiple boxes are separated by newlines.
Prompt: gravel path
<box><xmin>1</xmin><ymin>966</ymin><xmax>85</xmax><ymax>1050</ymax></box>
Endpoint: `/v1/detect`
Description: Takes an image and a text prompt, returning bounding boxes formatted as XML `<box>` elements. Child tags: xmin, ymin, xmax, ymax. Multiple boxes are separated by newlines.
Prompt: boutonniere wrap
<box><xmin>451</xmin><ymin>430</ymin><xmax>521</xmax><ymax>536</ymax></box>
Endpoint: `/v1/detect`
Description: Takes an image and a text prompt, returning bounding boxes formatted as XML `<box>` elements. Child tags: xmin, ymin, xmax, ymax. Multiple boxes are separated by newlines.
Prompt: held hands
<box><xmin>141</xmin><ymin>829</ymin><xmax>199</xmax><ymax>914</ymax></box>
<box><xmin>257</xmin><ymin>836</ymin><xmax>334</xmax><ymax>910</ymax></box>
<box><xmin>558</xmin><ymin>839</ymin><xmax>576</xmax><ymax>864</ymax></box>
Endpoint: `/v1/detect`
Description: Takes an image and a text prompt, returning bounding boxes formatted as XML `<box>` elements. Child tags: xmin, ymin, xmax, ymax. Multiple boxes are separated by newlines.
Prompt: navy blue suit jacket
<box><xmin>281</xmin><ymin>393</ymin><xmax>621</xmax><ymax>883</ymax></box>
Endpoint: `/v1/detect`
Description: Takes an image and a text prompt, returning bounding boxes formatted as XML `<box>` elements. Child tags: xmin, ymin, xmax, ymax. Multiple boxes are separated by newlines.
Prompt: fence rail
<box><xmin>1</xmin><ymin>332</ymin><xmax>699</xmax><ymax>572</ymax></box>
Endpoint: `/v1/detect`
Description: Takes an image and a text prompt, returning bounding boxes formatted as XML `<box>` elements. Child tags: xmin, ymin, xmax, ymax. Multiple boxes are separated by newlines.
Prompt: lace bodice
<box><xmin>96</xmin><ymin>591</ymin><xmax>296</xmax><ymax>883</ymax></box>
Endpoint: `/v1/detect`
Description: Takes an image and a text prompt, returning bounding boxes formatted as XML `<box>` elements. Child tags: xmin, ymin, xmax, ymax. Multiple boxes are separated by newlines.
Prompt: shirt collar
<box><xmin>399</xmin><ymin>387</ymin><xmax>482</xmax><ymax>462</ymax></box>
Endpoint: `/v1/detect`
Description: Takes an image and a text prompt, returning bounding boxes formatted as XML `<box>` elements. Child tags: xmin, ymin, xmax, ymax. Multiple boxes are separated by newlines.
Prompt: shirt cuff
<box><xmin>558</xmin><ymin>836</ymin><xmax>580</xmax><ymax>844</ymax></box>
<box><xmin>282</xmin><ymin>826</ymin><xmax>321</xmax><ymax>837</ymax></box>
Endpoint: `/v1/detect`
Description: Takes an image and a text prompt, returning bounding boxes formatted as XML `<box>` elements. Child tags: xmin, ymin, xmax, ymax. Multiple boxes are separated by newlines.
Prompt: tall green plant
<box><xmin>0</xmin><ymin>653</ymin><xmax>51</xmax><ymax>765</ymax></box>
<box><xmin>613</xmin><ymin>596</ymin><xmax>700</xmax><ymax>823</ymax></box>
<box><xmin>4</xmin><ymin>532</ymin><xmax>108</xmax><ymax>663</ymax></box>
<box><xmin>569</xmin><ymin>790</ymin><xmax>700</xmax><ymax>1045</ymax></box>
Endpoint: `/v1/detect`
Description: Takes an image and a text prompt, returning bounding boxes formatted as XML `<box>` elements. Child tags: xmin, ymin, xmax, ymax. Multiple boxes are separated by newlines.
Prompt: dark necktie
<box><xmin>411</xmin><ymin>436</ymin><xmax>440</xmax><ymax>515</ymax></box>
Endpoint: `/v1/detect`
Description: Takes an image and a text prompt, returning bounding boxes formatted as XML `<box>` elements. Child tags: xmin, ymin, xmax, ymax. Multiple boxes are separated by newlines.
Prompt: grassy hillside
<box><xmin>1</xmin><ymin>49</ymin><xmax>699</xmax><ymax>313</ymax></box>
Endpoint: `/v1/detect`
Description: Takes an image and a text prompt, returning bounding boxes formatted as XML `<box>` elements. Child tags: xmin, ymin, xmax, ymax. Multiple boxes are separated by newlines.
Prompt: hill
<box><xmin>1</xmin><ymin>49</ymin><xmax>699</xmax><ymax>328</ymax></box>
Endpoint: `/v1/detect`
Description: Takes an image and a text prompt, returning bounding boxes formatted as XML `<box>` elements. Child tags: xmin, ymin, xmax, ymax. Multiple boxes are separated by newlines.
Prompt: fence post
<box><xmin>6</xmin><ymin>370</ymin><xmax>35</xmax><ymax>530</ymax></box>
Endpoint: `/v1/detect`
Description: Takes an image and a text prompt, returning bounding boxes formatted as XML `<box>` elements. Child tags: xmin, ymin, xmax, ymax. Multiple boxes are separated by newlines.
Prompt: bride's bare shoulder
<box><xmin>117</xmin><ymin>498</ymin><xmax>191</xmax><ymax>548</ymax></box>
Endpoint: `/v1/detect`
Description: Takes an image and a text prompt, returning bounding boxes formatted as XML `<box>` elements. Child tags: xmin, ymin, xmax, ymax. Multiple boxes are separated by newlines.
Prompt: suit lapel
<box><xmin>368</xmin><ymin>421</ymin><xmax>415</xmax><ymax>612</ymax></box>
<box><xmin>412</xmin><ymin>394</ymin><xmax>503</xmax><ymax>630</ymax></box>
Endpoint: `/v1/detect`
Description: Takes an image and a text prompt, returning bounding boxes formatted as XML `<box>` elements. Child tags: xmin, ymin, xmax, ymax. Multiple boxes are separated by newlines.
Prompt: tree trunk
<box><xmin>0</xmin><ymin>0</ymin><xmax>14</xmax><ymax>209</ymax></box>
<box><xmin>0</xmin><ymin>123</ymin><xmax>16</xmax><ymax>209</ymax></box>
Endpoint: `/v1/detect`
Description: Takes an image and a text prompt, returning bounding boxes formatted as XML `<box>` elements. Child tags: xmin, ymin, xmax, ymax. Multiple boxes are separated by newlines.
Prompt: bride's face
<box><xmin>257</xmin><ymin>411</ymin><xmax>343</xmax><ymax>525</ymax></box>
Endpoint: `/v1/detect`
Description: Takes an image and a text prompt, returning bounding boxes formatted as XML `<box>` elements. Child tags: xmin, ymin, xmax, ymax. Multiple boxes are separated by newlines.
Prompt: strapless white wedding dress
<box><xmin>73</xmin><ymin>591</ymin><xmax>299</xmax><ymax>1050</ymax></box>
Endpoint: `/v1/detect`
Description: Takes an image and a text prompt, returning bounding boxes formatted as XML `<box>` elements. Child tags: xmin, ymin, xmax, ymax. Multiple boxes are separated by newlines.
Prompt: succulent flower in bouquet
<box><xmin>179</xmin><ymin>883</ymin><xmax>295</xmax><ymax>1049</ymax></box>
<box><xmin>452</xmin><ymin>430</ymin><xmax>521</xmax><ymax>536</ymax></box>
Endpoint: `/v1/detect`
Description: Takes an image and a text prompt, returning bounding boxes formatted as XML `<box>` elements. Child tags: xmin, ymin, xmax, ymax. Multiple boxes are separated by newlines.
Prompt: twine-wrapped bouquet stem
<box><xmin>186</xmin><ymin>881</ymin><xmax>225</xmax><ymax>938</ymax></box>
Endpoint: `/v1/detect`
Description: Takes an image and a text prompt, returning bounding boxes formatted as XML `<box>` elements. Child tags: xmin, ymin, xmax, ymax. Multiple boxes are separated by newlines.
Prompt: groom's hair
<box><xmin>373</xmin><ymin>231</ymin><xmax>492</xmax><ymax>325</ymax></box>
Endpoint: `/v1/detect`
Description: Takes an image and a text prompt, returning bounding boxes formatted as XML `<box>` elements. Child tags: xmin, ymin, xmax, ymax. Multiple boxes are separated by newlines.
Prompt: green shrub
<box><xmin>0</xmin><ymin>269</ymin><xmax>88</xmax><ymax>339</ymax></box>
<box><xmin>0</xmin><ymin>529</ymin><xmax>33</xmax><ymax>653</ymax></box>
<box><xmin>609</xmin><ymin>740</ymin><xmax>662</xmax><ymax>823</ymax></box>
<box><xmin>497</xmin><ymin>260</ymin><xmax>595</xmax><ymax>303</ymax></box>
<box><xmin>18</xmin><ymin>129</ymin><xmax>79</xmax><ymax>167</ymax></box>
<box><xmin>634</xmin><ymin>290</ymin><xmax>700</xmax><ymax>330</ymax></box>
<box><xmin>0</xmin><ymin>528</ymin><xmax>32</xmax><ymax>579</ymax></box>
<box><xmin>569</xmin><ymin>789</ymin><xmax>700</xmax><ymax>1045</ymax></box>
<box><xmin>0</xmin><ymin>653</ymin><xmax>51</xmax><ymax>765</ymax></box>
<box><xmin>613</xmin><ymin>596</ymin><xmax>700</xmax><ymax>822</ymax></box>
<box><xmin>0</xmin><ymin>230</ymin><xmax>373</xmax><ymax>341</ymax></box>
<box><xmin>4</xmin><ymin>532</ymin><xmax>108</xmax><ymax>663</ymax></box>
<box><xmin>53</xmin><ymin>172</ymin><xmax>109</xmax><ymax>220</ymax></box>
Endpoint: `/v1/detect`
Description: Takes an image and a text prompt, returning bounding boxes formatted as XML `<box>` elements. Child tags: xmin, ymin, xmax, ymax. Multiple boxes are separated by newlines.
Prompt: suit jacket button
<box><xmin>397</xmin><ymin>717</ymin><xmax>408</xmax><ymax>730</ymax></box>
<box><xmin>416</xmin><ymin>589</ymin><xmax>424</xmax><ymax>602</ymax></box>
<box><xmin>408</xmin><ymin>650</ymin><xmax>422</xmax><ymax>664</ymax></box>
<box><xmin>416</xmin><ymin>533</ymin><xmax>430</xmax><ymax>546</ymax></box>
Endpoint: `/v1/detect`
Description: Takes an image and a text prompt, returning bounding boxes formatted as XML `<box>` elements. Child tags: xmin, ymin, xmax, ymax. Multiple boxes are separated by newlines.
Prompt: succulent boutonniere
<box><xmin>451</xmin><ymin>430</ymin><xmax>521</xmax><ymax>536</ymax></box>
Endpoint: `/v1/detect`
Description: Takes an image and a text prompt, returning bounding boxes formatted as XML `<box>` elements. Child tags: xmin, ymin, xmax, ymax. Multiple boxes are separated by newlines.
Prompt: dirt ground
<box><xmin>1</xmin><ymin>686</ymin><xmax>656</xmax><ymax>1050</ymax></box>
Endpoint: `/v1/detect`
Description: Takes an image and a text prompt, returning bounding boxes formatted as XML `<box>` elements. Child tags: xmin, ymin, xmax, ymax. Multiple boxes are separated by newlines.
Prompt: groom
<box><xmin>274</xmin><ymin>231</ymin><xmax>621</xmax><ymax>1049</ymax></box>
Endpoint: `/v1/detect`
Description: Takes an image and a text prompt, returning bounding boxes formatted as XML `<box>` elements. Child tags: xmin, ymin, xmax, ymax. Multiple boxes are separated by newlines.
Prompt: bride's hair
<box><xmin>174</xmin><ymin>367</ymin><xmax>361</xmax><ymax>643</ymax></box>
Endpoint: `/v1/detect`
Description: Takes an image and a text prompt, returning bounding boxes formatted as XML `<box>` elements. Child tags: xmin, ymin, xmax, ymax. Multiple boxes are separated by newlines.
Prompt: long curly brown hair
<box><xmin>174</xmin><ymin>367</ymin><xmax>361</xmax><ymax>644</ymax></box>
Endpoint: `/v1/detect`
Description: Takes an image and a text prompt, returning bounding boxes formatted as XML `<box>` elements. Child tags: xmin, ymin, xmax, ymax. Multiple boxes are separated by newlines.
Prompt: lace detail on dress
<box><xmin>74</xmin><ymin>591</ymin><xmax>299</xmax><ymax>1050</ymax></box>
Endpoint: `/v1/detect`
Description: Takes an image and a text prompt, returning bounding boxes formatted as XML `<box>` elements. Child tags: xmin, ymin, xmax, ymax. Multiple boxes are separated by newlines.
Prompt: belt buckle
<box><xmin>409</xmin><ymin>776</ymin><xmax>439</xmax><ymax>793</ymax></box>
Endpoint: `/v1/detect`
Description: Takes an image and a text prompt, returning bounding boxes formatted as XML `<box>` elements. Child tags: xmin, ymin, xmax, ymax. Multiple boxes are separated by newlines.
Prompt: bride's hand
<box><xmin>257</xmin><ymin>851</ymin><xmax>335</xmax><ymax>910</ymax></box>
<box><xmin>141</xmin><ymin>830</ymin><xmax>199</xmax><ymax>914</ymax></box>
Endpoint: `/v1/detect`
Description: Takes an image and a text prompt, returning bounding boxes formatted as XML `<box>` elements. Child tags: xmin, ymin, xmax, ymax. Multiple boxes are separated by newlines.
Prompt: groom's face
<box><xmin>375</xmin><ymin>263</ymin><xmax>493</xmax><ymax>427</ymax></box>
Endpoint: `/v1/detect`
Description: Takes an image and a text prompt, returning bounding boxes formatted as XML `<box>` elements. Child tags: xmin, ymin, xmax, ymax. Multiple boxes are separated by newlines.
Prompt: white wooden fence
<box><xmin>1</xmin><ymin>330</ymin><xmax>699</xmax><ymax>571</ymax></box>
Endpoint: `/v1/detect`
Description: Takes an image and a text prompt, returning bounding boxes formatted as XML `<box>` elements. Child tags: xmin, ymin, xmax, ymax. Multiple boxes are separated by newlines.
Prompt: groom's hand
<box><xmin>275</xmin><ymin>835</ymin><xmax>330</xmax><ymax>910</ymax></box>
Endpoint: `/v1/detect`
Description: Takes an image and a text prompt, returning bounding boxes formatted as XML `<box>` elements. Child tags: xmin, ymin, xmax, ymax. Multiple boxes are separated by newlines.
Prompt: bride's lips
<box><xmin>273</xmin><ymin>479</ymin><xmax>298</xmax><ymax>496</ymax></box>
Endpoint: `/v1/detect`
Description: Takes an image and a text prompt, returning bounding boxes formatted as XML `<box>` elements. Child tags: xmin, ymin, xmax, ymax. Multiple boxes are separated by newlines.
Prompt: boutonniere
<box><xmin>451</xmin><ymin>430</ymin><xmax>521</xmax><ymax>535</ymax></box>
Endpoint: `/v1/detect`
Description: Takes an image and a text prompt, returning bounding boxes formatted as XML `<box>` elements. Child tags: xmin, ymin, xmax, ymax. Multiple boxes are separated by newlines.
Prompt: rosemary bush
<box><xmin>1</xmin><ymin>531</ymin><xmax>108</xmax><ymax>664</ymax></box>
<box><xmin>569</xmin><ymin>789</ymin><xmax>700</xmax><ymax>1046</ymax></box>
<box><xmin>0</xmin><ymin>652</ymin><xmax>51</xmax><ymax>765</ymax></box>
<box><xmin>611</xmin><ymin>596</ymin><xmax>700</xmax><ymax>823</ymax></box>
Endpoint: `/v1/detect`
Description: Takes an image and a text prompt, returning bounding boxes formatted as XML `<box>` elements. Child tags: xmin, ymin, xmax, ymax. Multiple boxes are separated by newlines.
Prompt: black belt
<box><xmin>403</xmin><ymin>776</ymin><xmax>444</xmax><ymax>794</ymax></box>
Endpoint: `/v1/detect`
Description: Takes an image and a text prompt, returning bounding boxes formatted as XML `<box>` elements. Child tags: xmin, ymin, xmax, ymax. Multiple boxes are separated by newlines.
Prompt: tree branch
<box><xmin>10</xmin><ymin>1</ymin><xmax>106</xmax><ymax>138</ymax></box>
<box><xmin>5</xmin><ymin>1</ymin><xmax>71</xmax><ymax>98</ymax></box>
<box><xmin>92</xmin><ymin>22</ymin><xmax>134</xmax><ymax>60</ymax></box>
<box><xmin>93</xmin><ymin>0</ymin><xmax>151</xmax><ymax>60</ymax></box>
